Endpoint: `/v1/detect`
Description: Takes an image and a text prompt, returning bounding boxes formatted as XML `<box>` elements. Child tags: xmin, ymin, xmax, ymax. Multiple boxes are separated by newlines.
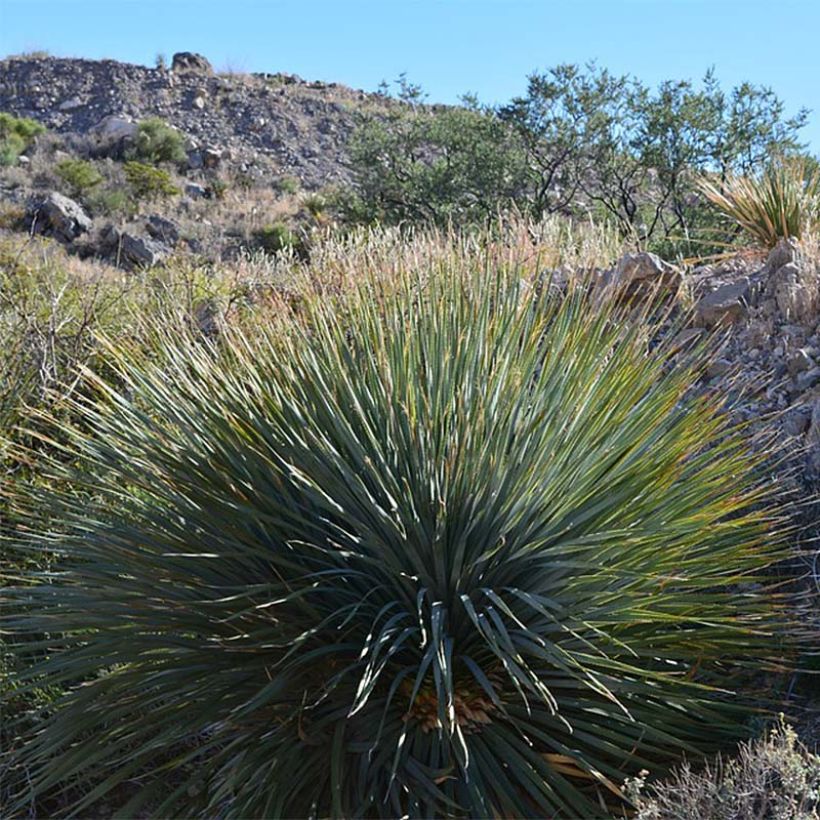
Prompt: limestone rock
<box><xmin>695</xmin><ymin>279</ymin><xmax>751</xmax><ymax>327</ymax></box>
<box><xmin>171</xmin><ymin>52</ymin><xmax>213</xmax><ymax>74</ymax></box>
<box><xmin>145</xmin><ymin>214</ymin><xmax>180</xmax><ymax>246</ymax></box>
<box><xmin>26</xmin><ymin>192</ymin><xmax>92</xmax><ymax>242</ymax></box>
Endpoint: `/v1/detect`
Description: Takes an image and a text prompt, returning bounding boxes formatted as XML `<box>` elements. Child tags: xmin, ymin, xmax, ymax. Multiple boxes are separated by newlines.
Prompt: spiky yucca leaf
<box><xmin>698</xmin><ymin>158</ymin><xmax>820</xmax><ymax>248</ymax></box>
<box><xmin>5</xmin><ymin>265</ymin><xmax>791</xmax><ymax>818</ymax></box>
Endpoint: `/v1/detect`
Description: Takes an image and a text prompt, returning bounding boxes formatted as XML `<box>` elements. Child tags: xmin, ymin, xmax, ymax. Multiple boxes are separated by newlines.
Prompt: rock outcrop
<box><xmin>0</xmin><ymin>54</ymin><xmax>381</xmax><ymax>188</ymax></box>
<box><xmin>26</xmin><ymin>192</ymin><xmax>92</xmax><ymax>242</ymax></box>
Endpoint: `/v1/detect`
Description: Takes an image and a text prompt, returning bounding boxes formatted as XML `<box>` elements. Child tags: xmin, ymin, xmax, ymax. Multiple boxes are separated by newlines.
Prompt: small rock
<box><xmin>783</xmin><ymin>407</ymin><xmax>812</xmax><ymax>437</ymax></box>
<box><xmin>202</xmin><ymin>145</ymin><xmax>222</xmax><ymax>169</ymax></box>
<box><xmin>787</xmin><ymin>348</ymin><xmax>813</xmax><ymax>376</ymax></box>
<box><xmin>695</xmin><ymin>279</ymin><xmax>750</xmax><ymax>327</ymax></box>
<box><xmin>809</xmin><ymin>400</ymin><xmax>820</xmax><ymax>444</ymax></box>
<box><xmin>604</xmin><ymin>252</ymin><xmax>682</xmax><ymax>297</ymax></box>
<box><xmin>184</xmin><ymin>183</ymin><xmax>209</xmax><ymax>199</ymax></box>
<box><xmin>796</xmin><ymin>367</ymin><xmax>820</xmax><ymax>391</ymax></box>
<box><xmin>771</xmin><ymin>262</ymin><xmax>817</xmax><ymax>322</ymax></box>
<box><xmin>58</xmin><ymin>96</ymin><xmax>83</xmax><ymax>111</ymax></box>
<box><xmin>707</xmin><ymin>358</ymin><xmax>732</xmax><ymax>378</ymax></box>
<box><xmin>192</xmin><ymin>96</ymin><xmax>206</xmax><ymax>110</ymax></box>
<box><xmin>145</xmin><ymin>215</ymin><xmax>180</xmax><ymax>246</ymax></box>
<box><xmin>763</xmin><ymin>238</ymin><xmax>799</xmax><ymax>275</ymax></box>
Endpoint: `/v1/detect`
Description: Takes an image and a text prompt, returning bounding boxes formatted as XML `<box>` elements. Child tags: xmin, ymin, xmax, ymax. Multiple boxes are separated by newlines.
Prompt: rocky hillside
<box><xmin>0</xmin><ymin>51</ymin><xmax>380</xmax><ymax>187</ymax></box>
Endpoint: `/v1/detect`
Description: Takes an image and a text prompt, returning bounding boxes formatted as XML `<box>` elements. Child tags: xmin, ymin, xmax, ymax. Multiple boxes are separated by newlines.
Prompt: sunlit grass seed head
<box><xmin>6</xmin><ymin>260</ymin><xmax>794</xmax><ymax>818</ymax></box>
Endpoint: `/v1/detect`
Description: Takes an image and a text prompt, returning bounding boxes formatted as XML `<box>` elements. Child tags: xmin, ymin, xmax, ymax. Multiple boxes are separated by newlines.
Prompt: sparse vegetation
<box><xmin>253</xmin><ymin>220</ymin><xmax>302</xmax><ymax>255</ymax></box>
<box><xmin>274</xmin><ymin>174</ymin><xmax>300</xmax><ymax>195</ymax></box>
<box><xmin>628</xmin><ymin>719</ymin><xmax>820</xmax><ymax>819</ymax></box>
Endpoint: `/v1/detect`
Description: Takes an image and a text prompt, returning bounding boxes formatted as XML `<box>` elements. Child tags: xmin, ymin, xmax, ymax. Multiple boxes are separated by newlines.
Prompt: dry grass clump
<box><xmin>628</xmin><ymin>719</ymin><xmax>820</xmax><ymax>819</ymax></box>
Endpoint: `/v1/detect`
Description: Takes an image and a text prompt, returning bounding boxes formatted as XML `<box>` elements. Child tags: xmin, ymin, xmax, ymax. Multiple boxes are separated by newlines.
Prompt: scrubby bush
<box><xmin>253</xmin><ymin>221</ymin><xmax>303</xmax><ymax>255</ymax></box>
<box><xmin>124</xmin><ymin>161</ymin><xmax>180</xmax><ymax>201</ymax></box>
<box><xmin>55</xmin><ymin>158</ymin><xmax>103</xmax><ymax>198</ymax></box>
<box><xmin>127</xmin><ymin>117</ymin><xmax>187</xmax><ymax>167</ymax></box>
<box><xmin>6</xmin><ymin>259</ymin><xmax>793</xmax><ymax>818</ymax></box>
<box><xmin>629</xmin><ymin>719</ymin><xmax>820</xmax><ymax>819</ymax></box>
<box><xmin>698</xmin><ymin>158</ymin><xmax>820</xmax><ymax>248</ymax></box>
<box><xmin>0</xmin><ymin>113</ymin><xmax>46</xmax><ymax>167</ymax></box>
<box><xmin>85</xmin><ymin>185</ymin><xmax>132</xmax><ymax>216</ymax></box>
<box><xmin>274</xmin><ymin>174</ymin><xmax>300</xmax><ymax>195</ymax></box>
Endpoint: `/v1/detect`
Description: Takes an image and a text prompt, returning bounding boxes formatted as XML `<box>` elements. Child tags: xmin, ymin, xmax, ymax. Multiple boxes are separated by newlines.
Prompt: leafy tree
<box><xmin>347</xmin><ymin>81</ymin><xmax>529</xmax><ymax>226</ymax></box>
<box><xmin>503</xmin><ymin>66</ymin><xmax>809</xmax><ymax>251</ymax></box>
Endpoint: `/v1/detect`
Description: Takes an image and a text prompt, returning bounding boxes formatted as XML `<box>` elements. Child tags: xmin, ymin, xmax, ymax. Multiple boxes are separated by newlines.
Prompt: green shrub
<box><xmin>274</xmin><ymin>174</ymin><xmax>300</xmax><ymax>195</ymax></box>
<box><xmin>698</xmin><ymin>158</ymin><xmax>820</xmax><ymax>249</ymax></box>
<box><xmin>127</xmin><ymin>117</ymin><xmax>187</xmax><ymax>167</ymax></box>
<box><xmin>253</xmin><ymin>221</ymin><xmax>303</xmax><ymax>255</ymax></box>
<box><xmin>0</xmin><ymin>113</ymin><xmax>45</xmax><ymax>167</ymax></box>
<box><xmin>55</xmin><ymin>158</ymin><xmax>103</xmax><ymax>198</ymax></box>
<box><xmin>5</xmin><ymin>260</ymin><xmax>794</xmax><ymax>817</ymax></box>
<box><xmin>629</xmin><ymin>719</ymin><xmax>820</xmax><ymax>819</ymax></box>
<box><xmin>85</xmin><ymin>185</ymin><xmax>132</xmax><ymax>216</ymax></box>
<box><xmin>124</xmin><ymin>161</ymin><xmax>180</xmax><ymax>201</ymax></box>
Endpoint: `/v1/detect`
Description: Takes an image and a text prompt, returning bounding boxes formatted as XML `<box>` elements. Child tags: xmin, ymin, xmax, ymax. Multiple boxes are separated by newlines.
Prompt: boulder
<box><xmin>101</xmin><ymin>224</ymin><xmax>171</xmax><ymax>269</ymax></box>
<box><xmin>810</xmin><ymin>399</ymin><xmax>820</xmax><ymax>445</ymax></box>
<box><xmin>763</xmin><ymin>237</ymin><xmax>800</xmax><ymax>275</ymax></box>
<box><xmin>145</xmin><ymin>214</ymin><xmax>180</xmax><ymax>246</ymax></box>
<box><xmin>769</xmin><ymin>261</ymin><xmax>818</xmax><ymax>323</ymax></box>
<box><xmin>184</xmin><ymin>182</ymin><xmax>209</xmax><ymax>199</ymax></box>
<box><xmin>695</xmin><ymin>279</ymin><xmax>751</xmax><ymax>327</ymax></box>
<box><xmin>90</xmin><ymin>115</ymin><xmax>139</xmax><ymax>143</ymax></box>
<box><xmin>171</xmin><ymin>52</ymin><xmax>213</xmax><ymax>74</ymax></box>
<box><xmin>27</xmin><ymin>192</ymin><xmax>92</xmax><ymax>243</ymax></box>
<box><xmin>601</xmin><ymin>252</ymin><xmax>682</xmax><ymax>300</ymax></box>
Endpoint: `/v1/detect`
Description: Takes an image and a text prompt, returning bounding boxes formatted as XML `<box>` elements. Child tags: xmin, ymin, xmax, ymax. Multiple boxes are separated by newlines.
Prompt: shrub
<box><xmin>127</xmin><ymin>117</ymin><xmax>187</xmax><ymax>167</ymax></box>
<box><xmin>0</xmin><ymin>113</ymin><xmax>45</xmax><ymax>167</ymax></box>
<box><xmin>274</xmin><ymin>174</ymin><xmax>300</xmax><ymax>195</ymax></box>
<box><xmin>85</xmin><ymin>185</ymin><xmax>132</xmax><ymax>217</ymax></box>
<box><xmin>124</xmin><ymin>161</ymin><xmax>180</xmax><ymax>201</ymax></box>
<box><xmin>253</xmin><ymin>221</ymin><xmax>303</xmax><ymax>255</ymax></box>
<box><xmin>698</xmin><ymin>158</ymin><xmax>820</xmax><ymax>248</ymax></box>
<box><xmin>6</xmin><ymin>264</ymin><xmax>793</xmax><ymax>817</ymax></box>
<box><xmin>55</xmin><ymin>158</ymin><xmax>103</xmax><ymax>198</ymax></box>
<box><xmin>629</xmin><ymin>719</ymin><xmax>820</xmax><ymax>819</ymax></box>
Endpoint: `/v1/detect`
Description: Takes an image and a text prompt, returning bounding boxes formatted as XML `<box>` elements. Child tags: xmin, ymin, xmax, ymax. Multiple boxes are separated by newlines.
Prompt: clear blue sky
<box><xmin>2</xmin><ymin>0</ymin><xmax>818</xmax><ymax>151</ymax></box>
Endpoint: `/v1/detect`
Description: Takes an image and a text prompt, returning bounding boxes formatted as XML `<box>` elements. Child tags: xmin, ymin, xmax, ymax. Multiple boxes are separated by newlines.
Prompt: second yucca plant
<box><xmin>7</xmin><ymin>263</ymin><xmax>791</xmax><ymax>818</ymax></box>
<box><xmin>698</xmin><ymin>157</ymin><xmax>820</xmax><ymax>248</ymax></box>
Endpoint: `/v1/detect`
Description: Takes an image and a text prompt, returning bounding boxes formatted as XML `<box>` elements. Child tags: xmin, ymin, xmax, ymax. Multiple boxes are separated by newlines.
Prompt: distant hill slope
<box><xmin>0</xmin><ymin>52</ymin><xmax>383</xmax><ymax>187</ymax></box>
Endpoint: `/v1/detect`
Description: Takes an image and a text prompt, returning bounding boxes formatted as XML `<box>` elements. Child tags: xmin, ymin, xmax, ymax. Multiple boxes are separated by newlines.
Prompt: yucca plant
<box><xmin>5</xmin><ymin>263</ymin><xmax>792</xmax><ymax>818</ymax></box>
<box><xmin>698</xmin><ymin>158</ymin><xmax>820</xmax><ymax>248</ymax></box>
